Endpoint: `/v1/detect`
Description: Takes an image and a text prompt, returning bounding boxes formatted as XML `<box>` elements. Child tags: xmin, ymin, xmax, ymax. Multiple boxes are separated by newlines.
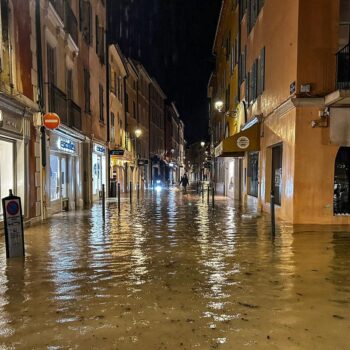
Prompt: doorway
<box><xmin>334</xmin><ymin>147</ymin><xmax>350</xmax><ymax>215</ymax></box>
<box><xmin>248</xmin><ymin>152</ymin><xmax>259</xmax><ymax>197</ymax></box>
<box><xmin>271</xmin><ymin>144</ymin><xmax>283</xmax><ymax>206</ymax></box>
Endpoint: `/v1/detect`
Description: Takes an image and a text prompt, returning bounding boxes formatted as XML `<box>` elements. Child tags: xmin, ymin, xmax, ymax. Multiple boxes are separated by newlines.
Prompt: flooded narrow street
<box><xmin>0</xmin><ymin>190</ymin><xmax>350</xmax><ymax>349</ymax></box>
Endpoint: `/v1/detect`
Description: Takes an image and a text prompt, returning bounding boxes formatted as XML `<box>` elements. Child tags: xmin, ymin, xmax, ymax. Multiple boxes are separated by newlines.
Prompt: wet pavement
<box><xmin>0</xmin><ymin>188</ymin><xmax>350</xmax><ymax>349</ymax></box>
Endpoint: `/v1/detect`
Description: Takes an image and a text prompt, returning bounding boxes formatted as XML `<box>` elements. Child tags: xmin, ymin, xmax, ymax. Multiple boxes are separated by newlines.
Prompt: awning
<box><xmin>215</xmin><ymin>118</ymin><xmax>260</xmax><ymax>157</ymax></box>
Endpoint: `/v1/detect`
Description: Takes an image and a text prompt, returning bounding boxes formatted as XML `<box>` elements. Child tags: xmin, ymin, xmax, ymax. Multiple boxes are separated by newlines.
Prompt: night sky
<box><xmin>109</xmin><ymin>0</ymin><xmax>221</xmax><ymax>144</ymax></box>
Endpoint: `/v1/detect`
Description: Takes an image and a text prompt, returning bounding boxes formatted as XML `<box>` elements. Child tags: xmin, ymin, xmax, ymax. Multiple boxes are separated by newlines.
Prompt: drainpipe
<box><xmin>36</xmin><ymin>0</ymin><xmax>46</xmax><ymax>221</ymax></box>
<box><xmin>123</xmin><ymin>75</ymin><xmax>128</xmax><ymax>189</ymax></box>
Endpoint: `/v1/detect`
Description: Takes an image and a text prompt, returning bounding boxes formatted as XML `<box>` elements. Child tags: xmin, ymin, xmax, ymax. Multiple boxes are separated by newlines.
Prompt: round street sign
<box><xmin>43</xmin><ymin>113</ymin><xmax>60</xmax><ymax>129</ymax></box>
<box><xmin>6</xmin><ymin>200</ymin><xmax>20</xmax><ymax>216</ymax></box>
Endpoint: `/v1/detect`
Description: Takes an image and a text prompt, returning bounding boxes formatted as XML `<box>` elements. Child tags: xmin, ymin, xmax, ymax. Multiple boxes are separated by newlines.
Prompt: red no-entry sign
<box><xmin>43</xmin><ymin>113</ymin><xmax>60</xmax><ymax>129</ymax></box>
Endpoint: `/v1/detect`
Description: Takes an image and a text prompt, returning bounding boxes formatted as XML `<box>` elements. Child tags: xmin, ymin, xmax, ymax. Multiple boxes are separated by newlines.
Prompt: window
<box><xmin>47</xmin><ymin>45</ymin><xmax>56</xmax><ymax>84</ymax></box>
<box><xmin>96</xmin><ymin>16</ymin><xmax>105</xmax><ymax>63</ymax></box>
<box><xmin>84</xmin><ymin>68</ymin><xmax>90</xmax><ymax>113</ymax></box>
<box><xmin>111</xmin><ymin>112</ymin><xmax>115</xmax><ymax>143</ymax></box>
<box><xmin>66</xmin><ymin>69</ymin><xmax>73</xmax><ymax>100</ymax></box>
<box><xmin>247</xmin><ymin>0</ymin><xmax>264</xmax><ymax>33</ymax></box>
<box><xmin>0</xmin><ymin>0</ymin><xmax>14</xmax><ymax>86</ymax></box>
<box><xmin>125</xmin><ymin>92</ymin><xmax>129</xmax><ymax>113</ymax></box>
<box><xmin>257</xmin><ymin>47</ymin><xmax>265</xmax><ymax>96</ymax></box>
<box><xmin>80</xmin><ymin>0</ymin><xmax>92</xmax><ymax>45</ymax></box>
<box><xmin>99</xmin><ymin>84</ymin><xmax>104</xmax><ymax>122</ymax></box>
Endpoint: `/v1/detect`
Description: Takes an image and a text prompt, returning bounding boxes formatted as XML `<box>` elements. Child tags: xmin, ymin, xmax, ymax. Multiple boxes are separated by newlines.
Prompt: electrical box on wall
<box><xmin>300</xmin><ymin>84</ymin><xmax>311</xmax><ymax>93</ymax></box>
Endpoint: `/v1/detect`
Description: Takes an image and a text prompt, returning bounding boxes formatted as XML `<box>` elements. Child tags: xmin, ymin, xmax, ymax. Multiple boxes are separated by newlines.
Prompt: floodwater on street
<box><xmin>0</xmin><ymin>189</ymin><xmax>350</xmax><ymax>349</ymax></box>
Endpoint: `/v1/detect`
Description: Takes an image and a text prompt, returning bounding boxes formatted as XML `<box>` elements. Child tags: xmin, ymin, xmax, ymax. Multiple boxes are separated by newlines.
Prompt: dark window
<box><xmin>66</xmin><ymin>69</ymin><xmax>73</xmax><ymax>100</ymax></box>
<box><xmin>125</xmin><ymin>92</ymin><xmax>129</xmax><ymax>113</ymax></box>
<box><xmin>247</xmin><ymin>0</ymin><xmax>264</xmax><ymax>33</ymax></box>
<box><xmin>257</xmin><ymin>46</ymin><xmax>266</xmax><ymax>96</ymax></box>
<box><xmin>80</xmin><ymin>0</ymin><xmax>92</xmax><ymax>45</ymax></box>
<box><xmin>47</xmin><ymin>45</ymin><xmax>56</xmax><ymax>84</ymax></box>
<box><xmin>246</xmin><ymin>71</ymin><xmax>250</xmax><ymax>103</ymax></box>
<box><xmin>248</xmin><ymin>152</ymin><xmax>259</xmax><ymax>197</ymax></box>
<box><xmin>83</xmin><ymin>68</ymin><xmax>90</xmax><ymax>113</ymax></box>
<box><xmin>99</xmin><ymin>84</ymin><xmax>104</xmax><ymax>122</ymax></box>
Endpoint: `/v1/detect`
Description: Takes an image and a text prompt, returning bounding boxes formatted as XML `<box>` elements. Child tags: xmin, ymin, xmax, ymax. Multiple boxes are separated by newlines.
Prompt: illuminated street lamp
<box><xmin>134</xmin><ymin>128</ymin><xmax>142</xmax><ymax>138</ymax></box>
<box><xmin>200</xmin><ymin>141</ymin><xmax>205</xmax><ymax>147</ymax></box>
<box><xmin>214</xmin><ymin>100</ymin><xmax>224</xmax><ymax>112</ymax></box>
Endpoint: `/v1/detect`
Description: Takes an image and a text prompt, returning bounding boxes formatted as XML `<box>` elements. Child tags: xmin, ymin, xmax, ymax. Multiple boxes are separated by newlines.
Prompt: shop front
<box><xmin>48</xmin><ymin>131</ymin><xmax>83</xmax><ymax>214</ymax></box>
<box><xmin>215</xmin><ymin>118</ymin><xmax>260</xmax><ymax>200</ymax></box>
<box><xmin>92</xmin><ymin>143</ymin><xmax>107</xmax><ymax>201</ymax></box>
<box><xmin>110</xmin><ymin>149</ymin><xmax>133</xmax><ymax>193</ymax></box>
<box><xmin>0</xmin><ymin>102</ymin><xmax>30</xmax><ymax>219</ymax></box>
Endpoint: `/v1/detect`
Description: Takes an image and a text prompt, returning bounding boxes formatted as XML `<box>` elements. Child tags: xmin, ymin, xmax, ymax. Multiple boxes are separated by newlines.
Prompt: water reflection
<box><xmin>0</xmin><ymin>192</ymin><xmax>349</xmax><ymax>349</ymax></box>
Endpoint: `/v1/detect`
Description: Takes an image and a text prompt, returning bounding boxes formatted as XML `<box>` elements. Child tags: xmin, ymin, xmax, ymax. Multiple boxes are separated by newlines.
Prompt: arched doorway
<box><xmin>334</xmin><ymin>147</ymin><xmax>350</xmax><ymax>215</ymax></box>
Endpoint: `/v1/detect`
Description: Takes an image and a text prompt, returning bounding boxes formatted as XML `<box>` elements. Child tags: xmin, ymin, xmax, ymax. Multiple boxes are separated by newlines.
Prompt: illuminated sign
<box><xmin>58</xmin><ymin>138</ymin><xmax>76</xmax><ymax>154</ymax></box>
<box><xmin>110</xmin><ymin>149</ymin><xmax>125</xmax><ymax>156</ymax></box>
<box><xmin>94</xmin><ymin>144</ymin><xmax>106</xmax><ymax>154</ymax></box>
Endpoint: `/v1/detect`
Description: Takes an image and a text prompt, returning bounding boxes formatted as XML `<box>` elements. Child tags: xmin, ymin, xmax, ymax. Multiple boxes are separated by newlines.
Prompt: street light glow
<box><xmin>135</xmin><ymin>128</ymin><xmax>142</xmax><ymax>138</ymax></box>
<box><xmin>201</xmin><ymin>141</ymin><xmax>205</xmax><ymax>147</ymax></box>
<box><xmin>214</xmin><ymin>100</ymin><xmax>224</xmax><ymax>112</ymax></box>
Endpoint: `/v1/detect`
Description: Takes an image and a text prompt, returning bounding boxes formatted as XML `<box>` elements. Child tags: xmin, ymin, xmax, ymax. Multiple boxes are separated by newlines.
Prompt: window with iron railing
<box><xmin>337</xmin><ymin>43</ymin><xmax>350</xmax><ymax>90</ymax></box>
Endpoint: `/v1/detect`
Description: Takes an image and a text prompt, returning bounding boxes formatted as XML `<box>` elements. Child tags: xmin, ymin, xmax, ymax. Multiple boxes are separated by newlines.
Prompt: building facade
<box><xmin>149</xmin><ymin>79</ymin><xmax>166</xmax><ymax>184</ymax></box>
<box><xmin>210</xmin><ymin>0</ymin><xmax>350</xmax><ymax>224</ymax></box>
<box><xmin>35</xmin><ymin>0</ymin><xmax>107</xmax><ymax>217</ymax></box>
<box><xmin>108</xmin><ymin>44</ymin><xmax>128</xmax><ymax>193</ymax></box>
<box><xmin>0</xmin><ymin>0</ymin><xmax>38</xmax><ymax>224</ymax></box>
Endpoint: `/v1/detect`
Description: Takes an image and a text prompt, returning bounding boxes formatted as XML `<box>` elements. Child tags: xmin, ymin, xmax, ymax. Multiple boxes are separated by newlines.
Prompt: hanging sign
<box><xmin>110</xmin><ymin>149</ymin><xmax>125</xmax><ymax>156</ymax></box>
<box><xmin>237</xmin><ymin>136</ymin><xmax>250</xmax><ymax>149</ymax></box>
<box><xmin>43</xmin><ymin>113</ymin><xmax>61</xmax><ymax>130</ymax></box>
<box><xmin>2</xmin><ymin>190</ymin><xmax>25</xmax><ymax>258</ymax></box>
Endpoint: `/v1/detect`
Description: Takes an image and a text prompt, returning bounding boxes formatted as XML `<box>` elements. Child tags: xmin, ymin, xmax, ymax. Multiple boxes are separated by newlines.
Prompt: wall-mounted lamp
<box><xmin>134</xmin><ymin>128</ymin><xmax>142</xmax><ymax>138</ymax></box>
<box><xmin>311</xmin><ymin>108</ymin><xmax>329</xmax><ymax>128</ymax></box>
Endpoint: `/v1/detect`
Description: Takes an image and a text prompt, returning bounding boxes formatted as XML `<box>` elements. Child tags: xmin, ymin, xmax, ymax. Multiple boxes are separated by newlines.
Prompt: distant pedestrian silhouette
<box><xmin>180</xmin><ymin>174</ymin><xmax>189</xmax><ymax>193</ymax></box>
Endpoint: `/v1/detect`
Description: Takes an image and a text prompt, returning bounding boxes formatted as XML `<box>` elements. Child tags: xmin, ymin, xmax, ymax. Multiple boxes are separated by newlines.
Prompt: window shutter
<box><xmin>261</xmin><ymin>46</ymin><xmax>265</xmax><ymax>93</ymax></box>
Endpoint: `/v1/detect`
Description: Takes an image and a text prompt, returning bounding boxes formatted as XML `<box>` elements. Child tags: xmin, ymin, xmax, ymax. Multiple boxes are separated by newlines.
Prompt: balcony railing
<box><xmin>68</xmin><ymin>100</ymin><xmax>82</xmax><ymax>130</ymax></box>
<box><xmin>64</xmin><ymin>1</ymin><xmax>78</xmax><ymax>45</ymax></box>
<box><xmin>337</xmin><ymin>43</ymin><xmax>350</xmax><ymax>90</ymax></box>
<box><xmin>49</xmin><ymin>0</ymin><xmax>64</xmax><ymax>21</ymax></box>
<box><xmin>48</xmin><ymin>83</ymin><xmax>68</xmax><ymax>125</ymax></box>
<box><xmin>48</xmin><ymin>84</ymin><xmax>82</xmax><ymax>131</ymax></box>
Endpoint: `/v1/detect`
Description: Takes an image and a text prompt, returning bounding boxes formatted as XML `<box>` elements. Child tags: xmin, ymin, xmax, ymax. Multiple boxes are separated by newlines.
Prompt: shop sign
<box><xmin>43</xmin><ymin>113</ymin><xmax>60</xmax><ymax>130</ymax></box>
<box><xmin>0</xmin><ymin>111</ymin><xmax>23</xmax><ymax>135</ymax></box>
<box><xmin>290</xmin><ymin>81</ymin><xmax>296</xmax><ymax>95</ymax></box>
<box><xmin>110</xmin><ymin>149</ymin><xmax>125</xmax><ymax>156</ymax></box>
<box><xmin>2</xmin><ymin>191</ymin><xmax>25</xmax><ymax>258</ymax></box>
<box><xmin>237</xmin><ymin>136</ymin><xmax>250</xmax><ymax>149</ymax></box>
<box><xmin>94</xmin><ymin>144</ymin><xmax>106</xmax><ymax>154</ymax></box>
<box><xmin>58</xmin><ymin>137</ymin><xmax>76</xmax><ymax>154</ymax></box>
<box><xmin>215</xmin><ymin>143</ymin><xmax>223</xmax><ymax>157</ymax></box>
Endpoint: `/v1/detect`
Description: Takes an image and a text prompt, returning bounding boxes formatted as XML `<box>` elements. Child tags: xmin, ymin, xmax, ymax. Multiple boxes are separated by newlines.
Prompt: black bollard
<box><xmin>196</xmin><ymin>181</ymin><xmax>199</xmax><ymax>194</ymax></box>
<box><xmin>137</xmin><ymin>182</ymin><xmax>140</xmax><ymax>201</ymax></box>
<box><xmin>207</xmin><ymin>185</ymin><xmax>210</xmax><ymax>204</ymax></box>
<box><xmin>202</xmin><ymin>182</ymin><xmax>204</xmax><ymax>201</ymax></box>
<box><xmin>212</xmin><ymin>185</ymin><xmax>215</xmax><ymax>207</ymax></box>
<box><xmin>102</xmin><ymin>184</ymin><xmax>106</xmax><ymax>220</ymax></box>
<box><xmin>117</xmin><ymin>183</ymin><xmax>121</xmax><ymax>213</ymax></box>
<box><xmin>271</xmin><ymin>190</ymin><xmax>276</xmax><ymax>236</ymax></box>
<box><xmin>130</xmin><ymin>182</ymin><xmax>132</xmax><ymax>203</ymax></box>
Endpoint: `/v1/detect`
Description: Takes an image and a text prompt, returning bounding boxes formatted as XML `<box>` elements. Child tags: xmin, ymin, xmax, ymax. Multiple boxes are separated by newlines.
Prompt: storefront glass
<box><xmin>248</xmin><ymin>152</ymin><xmax>259</xmax><ymax>198</ymax></box>
<box><xmin>50</xmin><ymin>155</ymin><xmax>60</xmax><ymax>201</ymax></box>
<box><xmin>0</xmin><ymin>139</ymin><xmax>14</xmax><ymax>214</ymax></box>
<box><xmin>92</xmin><ymin>144</ymin><xmax>106</xmax><ymax>200</ymax></box>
